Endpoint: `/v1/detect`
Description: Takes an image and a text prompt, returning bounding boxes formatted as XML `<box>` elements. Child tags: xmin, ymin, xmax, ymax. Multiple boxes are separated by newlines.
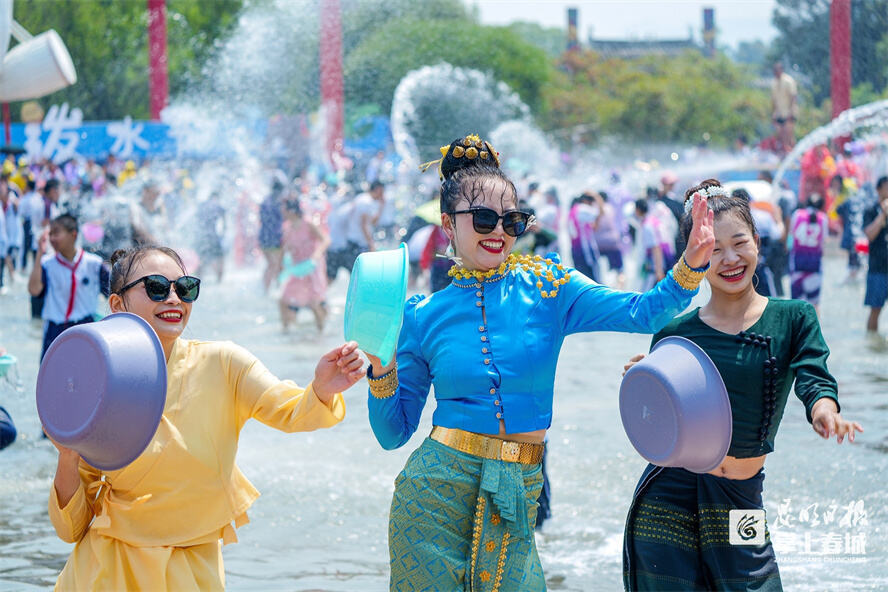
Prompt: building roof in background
<box><xmin>587</xmin><ymin>37</ymin><xmax>699</xmax><ymax>58</ymax></box>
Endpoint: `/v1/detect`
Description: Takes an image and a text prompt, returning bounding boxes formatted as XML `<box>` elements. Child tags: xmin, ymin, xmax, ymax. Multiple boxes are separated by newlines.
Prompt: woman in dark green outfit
<box><xmin>622</xmin><ymin>180</ymin><xmax>863</xmax><ymax>591</ymax></box>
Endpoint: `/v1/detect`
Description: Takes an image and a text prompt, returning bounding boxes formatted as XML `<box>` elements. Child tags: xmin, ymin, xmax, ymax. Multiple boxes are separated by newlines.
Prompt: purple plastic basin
<box><xmin>37</xmin><ymin>312</ymin><xmax>167</xmax><ymax>471</ymax></box>
<box><xmin>619</xmin><ymin>336</ymin><xmax>732</xmax><ymax>473</ymax></box>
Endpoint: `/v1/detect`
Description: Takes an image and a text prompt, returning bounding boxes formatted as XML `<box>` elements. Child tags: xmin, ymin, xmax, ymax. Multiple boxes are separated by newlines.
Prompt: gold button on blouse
<box><xmin>484</xmin><ymin>359</ymin><xmax>491</xmax><ymax>365</ymax></box>
<box><xmin>479</xmin><ymin>326</ymin><xmax>485</xmax><ymax>332</ymax></box>
<box><xmin>482</xmin><ymin>348</ymin><xmax>489</xmax><ymax>353</ymax></box>
<box><xmin>475</xmin><ymin>291</ymin><xmax>483</xmax><ymax>297</ymax></box>
<box><xmin>494</xmin><ymin>400</ymin><xmax>501</xmax><ymax>406</ymax></box>
<box><xmin>476</xmin><ymin>301</ymin><xmax>483</xmax><ymax>307</ymax></box>
<box><xmin>489</xmin><ymin>388</ymin><xmax>496</xmax><ymax>394</ymax></box>
<box><xmin>496</xmin><ymin>412</ymin><xmax>502</xmax><ymax>419</ymax></box>
<box><xmin>481</xmin><ymin>336</ymin><xmax>488</xmax><ymax>342</ymax></box>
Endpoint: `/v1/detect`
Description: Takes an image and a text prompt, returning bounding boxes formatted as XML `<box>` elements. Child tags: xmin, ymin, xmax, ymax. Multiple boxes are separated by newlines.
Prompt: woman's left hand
<box><xmin>683</xmin><ymin>192</ymin><xmax>716</xmax><ymax>269</ymax></box>
<box><xmin>811</xmin><ymin>399</ymin><xmax>863</xmax><ymax>443</ymax></box>
<box><xmin>312</xmin><ymin>341</ymin><xmax>365</xmax><ymax>403</ymax></box>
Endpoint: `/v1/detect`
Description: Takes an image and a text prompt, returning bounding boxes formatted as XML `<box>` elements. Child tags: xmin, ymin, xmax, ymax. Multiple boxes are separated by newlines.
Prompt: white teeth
<box><xmin>158</xmin><ymin>312</ymin><xmax>181</xmax><ymax>319</ymax></box>
<box><xmin>480</xmin><ymin>240</ymin><xmax>503</xmax><ymax>247</ymax></box>
<box><xmin>720</xmin><ymin>268</ymin><xmax>744</xmax><ymax>278</ymax></box>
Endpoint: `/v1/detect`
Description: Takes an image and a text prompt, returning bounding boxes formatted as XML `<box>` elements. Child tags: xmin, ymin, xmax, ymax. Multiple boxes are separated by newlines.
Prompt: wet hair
<box><xmin>634</xmin><ymin>198</ymin><xmax>648</xmax><ymax>215</ymax></box>
<box><xmin>441</xmin><ymin>167</ymin><xmax>518</xmax><ymax>214</ymax></box>
<box><xmin>439</xmin><ymin>136</ymin><xmax>517</xmax><ymax>214</ymax></box>
<box><xmin>369</xmin><ymin>180</ymin><xmax>385</xmax><ymax>192</ymax></box>
<box><xmin>680</xmin><ymin>178</ymin><xmax>757</xmax><ymax>244</ymax></box>
<box><xmin>51</xmin><ymin>213</ymin><xmax>78</xmax><ymax>233</ymax></box>
<box><xmin>877</xmin><ymin>176</ymin><xmax>888</xmax><ymax>191</ymax></box>
<box><xmin>598</xmin><ymin>190</ymin><xmax>609</xmax><ymax>203</ymax></box>
<box><xmin>109</xmin><ymin>245</ymin><xmax>187</xmax><ymax>295</ymax></box>
<box><xmin>759</xmin><ymin>170</ymin><xmax>774</xmax><ymax>183</ymax></box>
<box><xmin>44</xmin><ymin>178</ymin><xmax>60</xmax><ymax>192</ymax></box>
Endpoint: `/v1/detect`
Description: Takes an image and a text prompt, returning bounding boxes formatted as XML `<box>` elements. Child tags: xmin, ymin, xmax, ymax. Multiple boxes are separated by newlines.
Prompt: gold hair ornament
<box><xmin>417</xmin><ymin>134</ymin><xmax>502</xmax><ymax>179</ymax></box>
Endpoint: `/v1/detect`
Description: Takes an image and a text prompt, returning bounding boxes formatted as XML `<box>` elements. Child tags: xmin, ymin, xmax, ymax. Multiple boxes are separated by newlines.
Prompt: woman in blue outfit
<box><xmin>362</xmin><ymin>134</ymin><xmax>716</xmax><ymax>591</ymax></box>
<box><xmin>621</xmin><ymin>180</ymin><xmax>863</xmax><ymax>591</ymax></box>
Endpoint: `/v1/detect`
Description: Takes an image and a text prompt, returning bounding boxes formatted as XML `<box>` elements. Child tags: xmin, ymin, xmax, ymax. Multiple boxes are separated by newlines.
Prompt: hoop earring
<box><xmin>752</xmin><ymin>272</ymin><xmax>760</xmax><ymax>291</ymax></box>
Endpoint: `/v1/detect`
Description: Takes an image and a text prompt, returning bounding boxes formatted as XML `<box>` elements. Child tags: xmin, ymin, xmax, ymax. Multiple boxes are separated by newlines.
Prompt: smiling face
<box><xmin>442</xmin><ymin>176</ymin><xmax>519</xmax><ymax>271</ymax></box>
<box><xmin>109</xmin><ymin>251</ymin><xmax>193</xmax><ymax>350</ymax></box>
<box><xmin>706</xmin><ymin>212</ymin><xmax>759</xmax><ymax>295</ymax></box>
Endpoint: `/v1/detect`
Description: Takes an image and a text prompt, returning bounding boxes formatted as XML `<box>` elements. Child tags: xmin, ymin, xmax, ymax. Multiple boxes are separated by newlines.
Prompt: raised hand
<box><xmin>37</xmin><ymin>228</ymin><xmax>50</xmax><ymax>256</ymax></box>
<box><xmin>683</xmin><ymin>192</ymin><xmax>715</xmax><ymax>269</ymax></box>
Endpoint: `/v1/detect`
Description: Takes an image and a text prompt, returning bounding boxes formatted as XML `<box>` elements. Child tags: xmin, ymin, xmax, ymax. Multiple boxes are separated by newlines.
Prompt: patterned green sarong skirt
<box><xmin>388</xmin><ymin>437</ymin><xmax>546</xmax><ymax>591</ymax></box>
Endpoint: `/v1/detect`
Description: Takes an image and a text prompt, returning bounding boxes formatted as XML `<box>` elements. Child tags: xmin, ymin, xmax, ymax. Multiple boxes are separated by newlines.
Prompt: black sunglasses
<box><xmin>118</xmin><ymin>274</ymin><xmax>201</xmax><ymax>303</ymax></box>
<box><xmin>448</xmin><ymin>207</ymin><xmax>533</xmax><ymax>237</ymax></box>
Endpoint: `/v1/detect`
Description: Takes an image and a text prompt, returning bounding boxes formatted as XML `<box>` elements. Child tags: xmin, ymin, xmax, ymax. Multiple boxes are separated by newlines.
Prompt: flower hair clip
<box><xmin>683</xmin><ymin>185</ymin><xmax>728</xmax><ymax>214</ymax></box>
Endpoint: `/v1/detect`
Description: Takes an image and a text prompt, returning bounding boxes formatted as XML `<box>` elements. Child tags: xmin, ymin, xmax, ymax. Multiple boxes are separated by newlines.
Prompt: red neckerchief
<box><xmin>55</xmin><ymin>250</ymin><xmax>84</xmax><ymax>322</ymax></box>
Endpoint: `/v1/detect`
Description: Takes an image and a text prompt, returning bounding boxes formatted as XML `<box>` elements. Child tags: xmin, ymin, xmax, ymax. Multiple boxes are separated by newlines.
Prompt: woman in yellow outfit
<box><xmin>47</xmin><ymin>245</ymin><xmax>365</xmax><ymax>591</ymax></box>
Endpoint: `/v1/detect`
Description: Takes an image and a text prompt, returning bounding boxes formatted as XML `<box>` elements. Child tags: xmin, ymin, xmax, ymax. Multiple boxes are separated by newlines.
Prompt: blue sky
<box><xmin>472</xmin><ymin>1</ymin><xmax>777</xmax><ymax>49</ymax></box>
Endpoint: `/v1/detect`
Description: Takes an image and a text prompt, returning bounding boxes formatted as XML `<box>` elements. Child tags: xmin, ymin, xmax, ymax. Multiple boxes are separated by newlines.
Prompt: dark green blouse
<box><xmin>652</xmin><ymin>298</ymin><xmax>840</xmax><ymax>458</ymax></box>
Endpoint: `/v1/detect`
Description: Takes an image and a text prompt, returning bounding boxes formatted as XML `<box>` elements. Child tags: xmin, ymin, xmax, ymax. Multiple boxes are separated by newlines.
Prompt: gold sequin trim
<box><xmin>449</xmin><ymin>254</ymin><xmax>570</xmax><ymax>298</ymax></box>
<box><xmin>469</xmin><ymin>495</ymin><xmax>485</xmax><ymax>592</ymax></box>
<box><xmin>492</xmin><ymin>532</ymin><xmax>511</xmax><ymax>592</ymax></box>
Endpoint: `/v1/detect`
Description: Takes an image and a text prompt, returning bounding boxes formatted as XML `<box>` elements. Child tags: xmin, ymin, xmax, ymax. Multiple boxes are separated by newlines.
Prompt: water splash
<box><xmin>489</xmin><ymin>120</ymin><xmax>559</xmax><ymax>177</ymax></box>
<box><xmin>774</xmin><ymin>99</ymin><xmax>888</xmax><ymax>189</ymax></box>
<box><xmin>390</xmin><ymin>63</ymin><xmax>530</xmax><ymax>167</ymax></box>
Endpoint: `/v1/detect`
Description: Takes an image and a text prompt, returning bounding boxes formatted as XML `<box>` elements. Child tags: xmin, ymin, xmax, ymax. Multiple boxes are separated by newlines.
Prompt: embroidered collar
<box><xmin>448</xmin><ymin>253</ymin><xmax>570</xmax><ymax>298</ymax></box>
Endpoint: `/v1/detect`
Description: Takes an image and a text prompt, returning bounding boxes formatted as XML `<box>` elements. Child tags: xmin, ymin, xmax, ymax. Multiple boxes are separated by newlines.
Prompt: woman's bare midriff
<box><xmin>707</xmin><ymin>454</ymin><xmax>766</xmax><ymax>480</ymax></box>
<box><xmin>482</xmin><ymin>421</ymin><xmax>546</xmax><ymax>444</ymax></box>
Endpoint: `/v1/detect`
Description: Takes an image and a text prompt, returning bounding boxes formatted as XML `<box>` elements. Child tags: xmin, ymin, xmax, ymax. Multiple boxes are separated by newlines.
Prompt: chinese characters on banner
<box><xmin>15</xmin><ymin>103</ymin><xmax>171</xmax><ymax>163</ymax></box>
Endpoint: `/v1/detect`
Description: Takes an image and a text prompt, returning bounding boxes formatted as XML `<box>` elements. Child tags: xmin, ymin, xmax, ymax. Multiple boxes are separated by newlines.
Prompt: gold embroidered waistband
<box><xmin>430</xmin><ymin>426</ymin><xmax>544</xmax><ymax>464</ymax></box>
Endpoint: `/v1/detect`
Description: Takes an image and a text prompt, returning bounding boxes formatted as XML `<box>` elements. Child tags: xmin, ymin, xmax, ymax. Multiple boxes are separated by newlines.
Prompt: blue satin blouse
<box><xmin>367</xmin><ymin>256</ymin><xmax>698</xmax><ymax>450</ymax></box>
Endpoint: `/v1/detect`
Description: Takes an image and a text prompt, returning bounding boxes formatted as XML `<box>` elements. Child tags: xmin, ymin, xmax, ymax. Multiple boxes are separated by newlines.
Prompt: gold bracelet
<box><xmin>671</xmin><ymin>256</ymin><xmax>709</xmax><ymax>291</ymax></box>
<box><xmin>368</xmin><ymin>364</ymin><xmax>399</xmax><ymax>399</ymax></box>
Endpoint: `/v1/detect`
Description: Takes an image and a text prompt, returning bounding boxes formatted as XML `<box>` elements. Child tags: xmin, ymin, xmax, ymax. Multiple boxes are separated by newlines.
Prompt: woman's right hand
<box><xmin>622</xmin><ymin>353</ymin><xmax>646</xmax><ymax>376</ymax></box>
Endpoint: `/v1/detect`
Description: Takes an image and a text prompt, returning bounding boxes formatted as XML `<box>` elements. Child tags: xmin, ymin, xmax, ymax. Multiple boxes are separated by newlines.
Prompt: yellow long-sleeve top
<box><xmin>48</xmin><ymin>338</ymin><xmax>345</xmax><ymax>591</ymax></box>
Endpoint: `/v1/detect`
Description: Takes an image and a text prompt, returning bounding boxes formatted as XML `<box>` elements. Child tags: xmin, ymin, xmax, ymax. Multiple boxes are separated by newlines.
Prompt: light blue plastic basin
<box><xmin>344</xmin><ymin>243</ymin><xmax>408</xmax><ymax>367</ymax></box>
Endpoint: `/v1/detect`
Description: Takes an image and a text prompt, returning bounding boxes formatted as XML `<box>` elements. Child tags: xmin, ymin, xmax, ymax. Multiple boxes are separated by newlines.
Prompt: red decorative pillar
<box><xmin>2</xmin><ymin>103</ymin><xmax>10</xmax><ymax>145</ymax></box>
<box><xmin>320</xmin><ymin>0</ymin><xmax>344</xmax><ymax>167</ymax></box>
<box><xmin>147</xmin><ymin>0</ymin><xmax>169</xmax><ymax>121</ymax></box>
<box><xmin>830</xmin><ymin>0</ymin><xmax>851</xmax><ymax>143</ymax></box>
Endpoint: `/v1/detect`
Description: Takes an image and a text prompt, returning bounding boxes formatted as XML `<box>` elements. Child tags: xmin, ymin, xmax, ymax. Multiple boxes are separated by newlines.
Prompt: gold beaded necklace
<box><xmin>447</xmin><ymin>253</ymin><xmax>571</xmax><ymax>298</ymax></box>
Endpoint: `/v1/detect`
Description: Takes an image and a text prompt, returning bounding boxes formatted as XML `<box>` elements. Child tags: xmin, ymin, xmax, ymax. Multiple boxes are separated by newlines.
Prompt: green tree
<box><xmin>505</xmin><ymin>22</ymin><xmax>566</xmax><ymax>58</ymax></box>
<box><xmin>12</xmin><ymin>0</ymin><xmax>242</xmax><ymax>120</ymax></box>
<box><xmin>343</xmin><ymin>18</ymin><xmax>552</xmax><ymax>116</ymax></box>
<box><xmin>770</xmin><ymin>0</ymin><xmax>888</xmax><ymax>105</ymax></box>
<box><xmin>541</xmin><ymin>49</ymin><xmax>771</xmax><ymax>146</ymax></box>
